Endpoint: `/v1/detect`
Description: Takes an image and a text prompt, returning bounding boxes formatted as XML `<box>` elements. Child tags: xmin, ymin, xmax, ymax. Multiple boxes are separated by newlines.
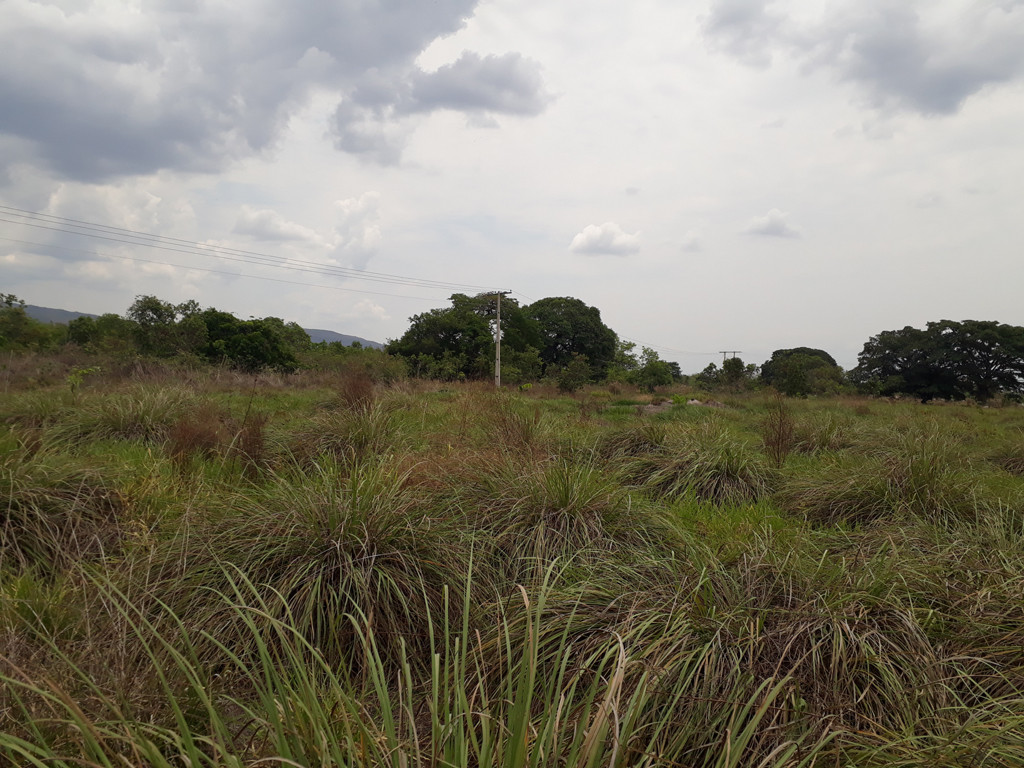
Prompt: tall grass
<box><xmin>1</xmin><ymin>375</ymin><xmax>1023</xmax><ymax>766</ymax></box>
<box><xmin>0</xmin><ymin>566</ymin><xmax>827</xmax><ymax>768</ymax></box>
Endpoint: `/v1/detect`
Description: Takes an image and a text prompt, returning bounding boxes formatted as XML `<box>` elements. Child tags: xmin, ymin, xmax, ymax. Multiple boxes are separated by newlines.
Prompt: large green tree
<box><xmin>0</xmin><ymin>294</ymin><xmax>63</xmax><ymax>350</ymax></box>
<box><xmin>198</xmin><ymin>309</ymin><xmax>300</xmax><ymax>373</ymax></box>
<box><xmin>387</xmin><ymin>293</ymin><xmax>540</xmax><ymax>381</ymax></box>
<box><xmin>851</xmin><ymin>320</ymin><xmax>1024</xmax><ymax>402</ymax></box>
<box><xmin>761</xmin><ymin>347</ymin><xmax>844</xmax><ymax>396</ymax></box>
<box><xmin>523</xmin><ymin>297</ymin><xmax>617</xmax><ymax>379</ymax></box>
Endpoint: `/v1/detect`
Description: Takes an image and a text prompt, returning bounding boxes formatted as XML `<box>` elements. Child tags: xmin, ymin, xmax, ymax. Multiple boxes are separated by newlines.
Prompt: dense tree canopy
<box><xmin>523</xmin><ymin>297</ymin><xmax>617</xmax><ymax>379</ymax></box>
<box><xmin>0</xmin><ymin>294</ymin><xmax>64</xmax><ymax>350</ymax></box>
<box><xmin>387</xmin><ymin>293</ymin><xmax>542</xmax><ymax>381</ymax></box>
<box><xmin>851</xmin><ymin>320</ymin><xmax>1024</xmax><ymax>402</ymax></box>
<box><xmin>761</xmin><ymin>347</ymin><xmax>845</xmax><ymax>396</ymax></box>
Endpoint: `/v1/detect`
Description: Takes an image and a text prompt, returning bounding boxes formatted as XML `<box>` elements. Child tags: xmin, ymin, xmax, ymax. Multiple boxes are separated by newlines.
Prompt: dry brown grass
<box><xmin>165</xmin><ymin>402</ymin><xmax>232</xmax><ymax>470</ymax></box>
<box><xmin>337</xmin><ymin>370</ymin><xmax>376</xmax><ymax>411</ymax></box>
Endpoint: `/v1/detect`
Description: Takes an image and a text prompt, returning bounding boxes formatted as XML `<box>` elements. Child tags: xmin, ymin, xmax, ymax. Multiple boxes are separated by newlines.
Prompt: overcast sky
<box><xmin>2</xmin><ymin>0</ymin><xmax>1023</xmax><ymax>371</ymax></box>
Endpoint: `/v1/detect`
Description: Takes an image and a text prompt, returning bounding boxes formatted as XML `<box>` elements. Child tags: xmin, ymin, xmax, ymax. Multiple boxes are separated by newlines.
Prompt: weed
<box><xmin>762</xmin><ymin>392</ymin><xmax>796</xmax><ymax>468</ymax></box>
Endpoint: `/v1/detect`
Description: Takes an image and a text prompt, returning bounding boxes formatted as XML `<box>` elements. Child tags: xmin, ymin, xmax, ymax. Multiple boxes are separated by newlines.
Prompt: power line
<box><xmin>0</xmin><ymin>205</ymin><xmax>734</xmax><ymax>361</ymax></box>
<box><xmin>0</xmin><ymin>204</ymin><xmax>497</xmax><ymax>294</ymax></box>
<box><xmin>0</xmin><ymin>236</ymin><xmax>451</xmax><ymax>302</ymax></box>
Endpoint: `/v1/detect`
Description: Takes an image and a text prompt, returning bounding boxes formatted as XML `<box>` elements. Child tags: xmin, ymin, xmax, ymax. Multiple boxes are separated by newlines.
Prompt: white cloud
<box><xmin>349</xmin><ymin>299</ymin><xmax>390</xmax><ymax>321</ymax></box>
<box><xmin>233</xmin><ymin>207</ymin><xmax>324</xmax><ymax>244</ymax></box>
<box><xmin>680</xmin><ymin>231</ymin><xmax>703</xmax><ymax>252</ymax></box>
<box><xmin>569</xmin><ymin>222</ymin><xmax>640</xmax><ymax>256</ymax></box>
<box><xmin>743</xmin><ymin>209</ymin><xmax>801</xmax><ymax>238</ymax></box>
<box><xmin>329</xmin><ymin>192</ymin><xmax>382</xmax><ymax>269</ymax></box>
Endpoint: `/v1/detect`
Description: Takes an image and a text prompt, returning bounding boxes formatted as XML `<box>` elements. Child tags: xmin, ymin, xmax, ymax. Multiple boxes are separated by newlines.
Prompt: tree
<box><xmin>0</xmin><ymin>294</ymin><xmax>63</xmax><ymax>350</ymax></box>
<box><xmin>695</xmin><ymin>363</ymin><xmax>720</xmax><ymax>389</ymax></box>
<box><xmin>761</xmin><ymin>347</ymin><xmax>844</xmax><ymax>397</ymax></box>
<box><xmin>387</xmin><ymin>294</ymin><xmax>495</xmax><ymax>380</ymax></box>
<box><xmin>851</xmin><ymin>320</ymin><xmax>1024</xmax><ymax>402</ymax></box>
<box><xmin>197</xmin><ymin>309</ymin><xmax>299</xmax><ymax>372</ymax></box>
<box><xmin>556</xmin><ymin>354</ymin><xmax>592</xmax><ymax>393</ymax></box>
<box><xmin>634</xmin><ymin>347</ymin><xmax>674</xmax><ymax>393</ymax></box>
<box><xmin>606</xmin><ymin>338</ymin><xmax>639</xmax><ymax>383</ymax></box>
<box><xmin>387</xmin><ymin>293</ymin><xmax>542</xmax><ymax>381</ymax></box>
<box><xmin>524</xmin><ymin>297</ymin><xmax>617</xmax><ymax>379</ymax></box>
<box><xmin>124</xmin><ymin>295</ymin><xmax>210</xmax><ymax>357</ymax></box>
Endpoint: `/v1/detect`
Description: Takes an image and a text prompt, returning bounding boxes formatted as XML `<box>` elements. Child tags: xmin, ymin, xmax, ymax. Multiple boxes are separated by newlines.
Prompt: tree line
<box><xmin>4</xmin><ymin>292</ymin><xmax>1024</xmax><ymax>401</ymax></box>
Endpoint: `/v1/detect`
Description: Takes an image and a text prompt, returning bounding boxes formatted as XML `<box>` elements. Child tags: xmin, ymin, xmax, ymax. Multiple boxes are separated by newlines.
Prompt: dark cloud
<box><xmin>408</xmin><ymin>52</ymin><xmax>550</xmax><ymax>115</ymax></box>
<box><xmin>330</xmin><ymin>51</ymin><xmax>551</xmax><ymax>164</ymax></box>
<box><xmin>0</xmin><ymin>0</ymin><xmax>550</xmax><ymax>180</ymax></box>
<box><xmin>701</xmin><ymin>0</ymin><xmax>783</xmax><ymax>67</ymax></box>
<box><xmin>703</xmin><ymin>0</ymin><xmax>1024</xmax><ymax>115</ymax></box>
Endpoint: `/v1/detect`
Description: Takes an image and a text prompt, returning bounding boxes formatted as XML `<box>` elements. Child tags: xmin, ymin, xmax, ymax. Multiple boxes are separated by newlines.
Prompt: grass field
<box><xmin>2</xmin><ymin>371</ymin><xmax>1023</xmax><ymax>766</ymax></box>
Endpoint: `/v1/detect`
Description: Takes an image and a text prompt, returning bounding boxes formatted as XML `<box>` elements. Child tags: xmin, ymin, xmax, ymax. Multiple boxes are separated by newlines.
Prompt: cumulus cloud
<box><xmin>569</xmin><ymin>222</ymin><xmax>641</xmax><ymax>256</ymax></box>
<box><xmin>702</xmin><ymin>0</ymin><xmax>1024</xmax><ymax>115</ymax></box>
<box><xmin>331</xmin><ymin>51</ymin><xmax>551</xmax><ymax>163</ymax></box>
<box><xmin>408</xmin><ymin>52</ymin><xmax>551</xmax><ymax>116</ymax></box>
<box><xmin>233</xmin><ymin>207</ymin><xmax>324</xmax><ymax>244</ymax></box>
<box><xmin>329</xmin><ymin>192</ymin><xmax>382</xmax><ymax>270</ymax></box>
<box><xmin>0</xmin><ymin>0</ymin><xmax>552</xmax><ymax>179</ymax></box>
<box><xmin>743</xmin><ymin>209</ymin><xmax>801</xmax><ymax>238</ymax></box>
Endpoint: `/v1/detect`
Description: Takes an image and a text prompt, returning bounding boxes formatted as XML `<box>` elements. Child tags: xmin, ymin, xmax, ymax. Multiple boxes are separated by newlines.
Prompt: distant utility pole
<box><xmin>719</xmin><ymin>350</ymin><xmax>742</xmax><ymax>363</ymax></box>
<box><xmin>494</xmin><ymin>291</ymin><xmax>511</xmax><ymax>388</ymax></box>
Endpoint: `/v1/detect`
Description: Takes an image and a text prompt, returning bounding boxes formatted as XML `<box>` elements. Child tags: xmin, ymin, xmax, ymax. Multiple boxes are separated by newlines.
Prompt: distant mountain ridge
<box><xmin>304</xmin><ymin>328</ymin><xmax>383</xmax><ymax>349</ymax></box>
<box><xmin>22</xmin><ymin>304</ymin><xmax>382</xmax><ymax>349</ymax></box>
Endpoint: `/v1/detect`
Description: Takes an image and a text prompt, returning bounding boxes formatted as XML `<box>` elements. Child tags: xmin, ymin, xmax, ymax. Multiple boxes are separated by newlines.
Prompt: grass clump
<box><xmin>51</xmin><ymin>386</ymin><xmax>198</xmax><ymax>444</ymax></box>
<box><xmin>1</xmin><ymin>446</ymin><xmax>127</xmax><ymax>574</ymax></box>
<box><xmin>155</xmin><ymin>457</ymin><xmax>465</xmax><ymax>671</ymax></box>
<box><xmin>624</xmin><ymin>428</ymin><xmax>774</xmax><ymax>505</ymax></box>
<box><xmin>459</xmin><ymin>453</ymin><xmax>663</xmax><ymax>579</ymax></box>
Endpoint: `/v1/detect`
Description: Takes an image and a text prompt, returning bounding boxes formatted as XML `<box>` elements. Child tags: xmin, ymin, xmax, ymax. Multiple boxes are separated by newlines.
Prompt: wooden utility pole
<box><xmin>719</xmin><ymin>350</ymin><xmax>742</xmax><ymax>363</ymax></box>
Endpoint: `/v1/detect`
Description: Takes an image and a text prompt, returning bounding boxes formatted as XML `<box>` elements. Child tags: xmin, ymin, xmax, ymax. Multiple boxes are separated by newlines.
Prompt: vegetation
<box><xmin>851</xmin><ymin>320</ymin><xmax>1024</xmax><ymax>402</ymax></box>
<box><xmin>11</xmin><ymin>292</ymin><xmax>1024</xmax><ymax>405</ymax></box>
<box><xmin>761</xmin><ymin>348</ymin><xmax>845</xmax><ymax>397</ymax></box>
<box><xmin>2</xmin><ymin>361</ymin><xmax>1024</xmax><ymax>766</ymax></box>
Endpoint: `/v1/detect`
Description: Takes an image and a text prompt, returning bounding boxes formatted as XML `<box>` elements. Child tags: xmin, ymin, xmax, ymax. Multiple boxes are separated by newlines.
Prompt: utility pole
<box><xmin>719</xmin><ymin>350</ymin><xmax>742</xmax><ymax>363</ymax></box>
<box><xmin>494</xmin><ymin>291</ymin><xmax>510</xmax><ymax>388</ymax></box>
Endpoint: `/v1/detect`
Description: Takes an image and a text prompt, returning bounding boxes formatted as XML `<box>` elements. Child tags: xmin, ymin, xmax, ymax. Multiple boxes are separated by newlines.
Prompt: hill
<box><xmin>304</xmin><ymin>328</ymin><xmax>383</xmax><ymax>349</ymax></box>
<box><xmin>22</xmin><ymin>304</ymin><xmax>382</xmax><ymax>349</ymax></box>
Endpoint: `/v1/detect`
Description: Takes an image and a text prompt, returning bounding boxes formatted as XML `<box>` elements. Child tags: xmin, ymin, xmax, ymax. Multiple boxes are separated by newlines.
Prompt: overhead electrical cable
<box><xmin>1</xmin><ymin>205</ymin><xmax>727</xmax><ymax>359</ymax></box>
<box><xmin>0</xmin><ymin>204</ymin><xmax>497</xmax><ymax>293</ymax></box>
<box><xmin>0</xmin><ymin>236</ymin><xmax>451</xmax><ymax>302</ymax></box>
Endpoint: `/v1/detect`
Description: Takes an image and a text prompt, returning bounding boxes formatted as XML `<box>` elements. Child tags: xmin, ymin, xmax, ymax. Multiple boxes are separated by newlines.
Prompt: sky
<box><xmin>2</xmin><ymin>0</ymin><xmax>1023</xmax><ymax>372</ymax></box>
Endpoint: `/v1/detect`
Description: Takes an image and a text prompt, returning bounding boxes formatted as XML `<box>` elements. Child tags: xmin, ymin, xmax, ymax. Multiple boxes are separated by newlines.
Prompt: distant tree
<box><xmin>634</xmin><ymin>347</ymin><xmax>674</xmax><ymax>393</ymax></box>
<box><xmin>721</xmin><ymin>357</ymin><xmax>757</xmax><ymax>390</ymax></box>
<box><xmin>197</xmin><ymin>308</ymin><xmax>299</xmax><ymax>372</ymax></box>
<box><xmin>387</xmin><ymin>293</ymin><xmax>541</xmax><ymax>381</ymax></box>
<box><xmin>556</xmin><ymin>354</ymin><xmax>592</xmax><ymax>393</ymax></box>
<box><xmin>695</xmin><ymin>363</ymin><xmax>720</xmax><ymax>389</ymax></box>
<box><xmin>387</xmin><ymin>294</ymin><xmax>495</xmax><ymax>380</ymax></box>
<box><xmin>761</xmin><ymin>347</ymin><xmax>844</xmax><ymax>396</ymax></box>
<box><xmin>0</xmin><ymin>294</ymin><xmax>62</xmax><ymax>350</ymax></box>
<box><xmin>851</xmin><ymin>320</ymin><xmax>1024</xmax><ymax>402</ymax></box>
<box><xmin>606</xmin><ymin>338</ymin><xmax>639</xmax><ymax>383</ymax></box>
<box><xmin>524</xmin><ymin>297</ymin><xmax>617</xmax><ymax>379</ymax></box>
